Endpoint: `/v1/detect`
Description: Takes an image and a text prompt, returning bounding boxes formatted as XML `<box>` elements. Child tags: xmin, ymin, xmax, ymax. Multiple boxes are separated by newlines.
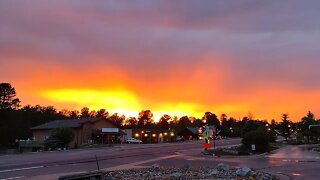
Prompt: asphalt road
<box><xmin>0</xmin><ymin>138</ymin><xmax>240</xmax><ymax>179</ymax></box>
<box><xmin>0</xmin><ymin>138</ymin><xmax>320</xmax><ymax>180</ymax></box>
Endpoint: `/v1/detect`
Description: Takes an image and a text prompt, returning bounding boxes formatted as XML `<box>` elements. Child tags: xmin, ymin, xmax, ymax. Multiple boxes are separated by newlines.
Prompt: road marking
<box><xmin>0</xmin><ymin>176</ymin><xmax>25</xmax><ymax>180</ymax></box>
<box><xmin>0</xmin><ymin>166</ymin><xmax>43</xmax><ymax>173</ymax></box>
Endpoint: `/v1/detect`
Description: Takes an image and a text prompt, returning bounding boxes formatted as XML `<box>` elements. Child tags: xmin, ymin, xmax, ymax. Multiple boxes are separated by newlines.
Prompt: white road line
<box><xmin>0</xmin><ymin>176</ymin><xmax>25</xmax><ymax>180</ymax></box>
<box><xmin>0</xmin><ymin>166</ymin><xmax>43</xmax><ymax>173</ymax></box>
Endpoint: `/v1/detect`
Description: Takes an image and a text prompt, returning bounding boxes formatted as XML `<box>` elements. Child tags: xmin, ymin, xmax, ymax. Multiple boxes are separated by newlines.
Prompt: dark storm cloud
<box><xmin>1</xmin><ymin>0</ymin><xmax>320</xmax><ymax>89</ymax></box>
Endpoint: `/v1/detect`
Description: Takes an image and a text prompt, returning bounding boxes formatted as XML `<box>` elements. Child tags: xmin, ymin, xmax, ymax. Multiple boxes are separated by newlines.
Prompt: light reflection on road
<box><xmin>269</xmin><ymin>146</ymin><xmax>303</xmax><ymax>159</ymax></box>
<box><xmin>268</xmin><ymin>145</ymin><xmax>320</xmax><ymax>164</ymax></box>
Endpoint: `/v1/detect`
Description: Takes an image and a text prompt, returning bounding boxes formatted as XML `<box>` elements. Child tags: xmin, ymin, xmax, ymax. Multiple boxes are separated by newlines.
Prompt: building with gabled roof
<box><xmin>178</xmin><ymin>127</ymin><xmax>199</xmax><ymax>140</ymax></box>
<box><xmin>31</xmin><ymin>117</ymin><xmax>125</xmax><ymax>148</ymax></box>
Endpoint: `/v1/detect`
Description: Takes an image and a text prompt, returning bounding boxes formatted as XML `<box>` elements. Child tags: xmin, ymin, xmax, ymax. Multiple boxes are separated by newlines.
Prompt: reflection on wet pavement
<box><xmin>268</xmin><ymin>145</ymin><xmax>320</xmax><ymax>163</ymax></box>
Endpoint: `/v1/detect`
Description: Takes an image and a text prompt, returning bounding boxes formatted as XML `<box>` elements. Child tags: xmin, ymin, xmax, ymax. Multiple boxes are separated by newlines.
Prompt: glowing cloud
<box><xmin>1</xmin><ymin>1</ymin><xmax>320</xmax><ymax>121</ymax></box>
<box><xmin>41</xmin><ymin>89</ymin><xmax>141</xmax><ymax>117</ymax></box>
<box><xmin>152</xmin><ymin>102</ymin><xmax>205</xmax><ymax>121</ymax></box>
<box><xmin>40</xmin><ymin>89</ymin><xmax>209</xmax><ymax>121</ymax></box>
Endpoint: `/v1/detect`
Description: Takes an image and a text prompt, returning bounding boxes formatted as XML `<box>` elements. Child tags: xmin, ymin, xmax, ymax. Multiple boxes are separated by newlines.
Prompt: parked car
<box><xmin>125</xmin><ymin>138</ymin><xmax>142</xmax><ymax>144</ymax></box>
<box><xmin>176</xmin><ymin>136</ymin><xmax>185</xmax><ymax>142</ymax></box>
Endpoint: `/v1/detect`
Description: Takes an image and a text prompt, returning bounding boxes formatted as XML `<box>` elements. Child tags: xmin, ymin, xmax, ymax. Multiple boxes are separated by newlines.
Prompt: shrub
<box><xmin>54</xmin><ymin>128</ymin><xmax>75</xmax><ymax>147</ymax></box>
<box><xmin>45</xmin><ymin>128</ymin><xmax>74</xmax><ymax>149</ymax></box>
<box><xmin>268</xmin><ymin>130</ymin><xmax>277</xmax><ymax>143</ymax></box>
<box><xmin>242</xmin><ymin>129</ymin><xmax>270</xmax><ymax>153</ymax></box>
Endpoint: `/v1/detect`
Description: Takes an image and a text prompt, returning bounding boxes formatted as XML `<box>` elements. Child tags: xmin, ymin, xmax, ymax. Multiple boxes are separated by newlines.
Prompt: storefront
<box><xmin>92</xmin><ymin>128</ymin><xmax>126</xmax><ymax>144</ymax></box>
<box><xmin>132</xmin><ymin>129</ymin><xmax>177</xmax><ymax>143</ymax></box>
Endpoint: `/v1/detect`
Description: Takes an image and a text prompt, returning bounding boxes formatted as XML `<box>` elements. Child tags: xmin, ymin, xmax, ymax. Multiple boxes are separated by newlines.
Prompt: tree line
<box><xmin>1</xmin><ymin>83</ymin><xmax>319</xmax><ymax>148</ymax></box>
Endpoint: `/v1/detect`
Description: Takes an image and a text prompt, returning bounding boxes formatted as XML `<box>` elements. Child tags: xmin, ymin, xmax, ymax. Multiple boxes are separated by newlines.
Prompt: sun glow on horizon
<box><xmin>41</xmin><ymin>89</ymin><xmax>141</xmax><ymax>115</ymax></box>
<box><xmin>40</xmin><ymin>88</ymin><xmax>207</xmax><ymax>121</ymax></box>
<box><xmin>37</xmin><ymin>87</ymin><xmax>311</xmax><ymax>122</ymax></box>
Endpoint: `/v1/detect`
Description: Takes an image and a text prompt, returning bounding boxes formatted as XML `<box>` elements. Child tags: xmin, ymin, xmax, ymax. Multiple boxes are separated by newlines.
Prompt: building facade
<box><xmin>31</xmin><ymin>117</ymin><xmax>125</xmax><ymax>148</ymax></box>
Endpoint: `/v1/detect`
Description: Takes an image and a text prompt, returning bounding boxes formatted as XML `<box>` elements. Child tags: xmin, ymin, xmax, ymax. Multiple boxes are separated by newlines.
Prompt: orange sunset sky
<box><xmin>1</xmin><ymin>1</ymin><xmax>320</xmax><ymax>122</ymax></box>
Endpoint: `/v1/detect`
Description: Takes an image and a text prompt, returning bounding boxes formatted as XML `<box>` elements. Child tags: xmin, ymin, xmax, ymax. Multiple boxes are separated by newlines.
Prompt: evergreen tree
<box><xmin>0</xmin><ymin>83</ymin><xmax>20</xmax><ymax>109</ymax></box>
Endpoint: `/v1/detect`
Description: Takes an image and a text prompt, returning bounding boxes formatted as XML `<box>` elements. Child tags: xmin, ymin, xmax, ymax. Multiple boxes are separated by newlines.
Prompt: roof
<box><xmin>31</xmin><ymin>117</ymin><xmax>102</xmax><ymax>130</ymax></box>
<box><xmin>96</xmin><ymin>130</ymin><xmax>127</xmax><ymax>135</ymax></box>
<box><xmin>178</xmin><ymin>127</ymin><xmax>199</xmax><ymax>135</ymax></box>
<box><xmin>185</xmin><ymin>127</ymin><xmax>199</xmax><ymax>134</ymax></box>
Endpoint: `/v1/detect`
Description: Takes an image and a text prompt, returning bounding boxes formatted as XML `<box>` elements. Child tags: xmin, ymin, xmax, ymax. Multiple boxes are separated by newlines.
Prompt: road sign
<box><xmin>203</xmin><ymin>143</ymin><xmax>210</xmax><ymax>150</ymax></box>
<box><xmin>251</xmin><ymin>144</ymin><xmax>256</xmax><ymax>151</ymax></box>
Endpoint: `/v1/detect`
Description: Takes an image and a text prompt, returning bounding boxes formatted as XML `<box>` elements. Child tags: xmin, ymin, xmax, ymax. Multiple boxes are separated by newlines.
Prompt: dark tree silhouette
<box><xmin>176</xmin><ymin>116</ymin><xmax>192</xmax><ymax>132</ymax></box>
<box><xmin>96</xmin><ymin>109</ymin><xmax>109</xmax><ymax>118</ymax></box>
<box><xmin>192</xmin><ymin>118</ymin><xmax>204</xmax><ymax>128</ymax></box>
<box><xmin>89</xmin><ymin>110</ymin><xmax>97</xmax><ymax>117</ymax></box>
<box><xmin>0</xmin><ymin>83</ymin><xmax>20</xmax><ymax>109</ymax></box>
<box><xmin>204</xmin><ymin>112</ymin><xmax>221</xmax><ymax>129</ymax></box>
<box><xmin>0</xmin><ymin>104</ymin><xmax>67</xmax><ymax>148</ymax></box>
<box><xmin>59</xmin><ymin>109</ymin><xmax>71</xmax><ymax>117</ymax></box>
<box><xmin>242</xmin><ymin>116</ymin><xmax>250</xmax><ymax>121</ymax></box>
<box><xmin>270</xmin><ymin>119</ymin><xmax>277</xmax><ymax>130</ymax></box>
<box><xmin>242</xmin><ymin>120</ymin><xmax>260</xmax><ymax>136</ymax></box>
<box><xmin>108</xmin><ymin>113</ymin><xmax>125</xmax><ymax>127</ymax></box>
<box><xmin>80</xmin><ymin>107</ymin><xmax>90</xmax><ymax>118</ymax></box>
<box><xmin>169</xmin><ymin>116</ymin><xmax>178</xmax><ymax>129</ymax></box>
<box><xmin>137</xmin><ymin>110</ymin><xmax>154</xmax><ymax>128</ymax></box>
<box><xmin>221</xmin><ymin>114</ymin><xmax>227</xmax><ymax>122</ymax></box>
<box><xmin>124</xmin><ymin>117</ymin><xmax>137</xmax><ymax>128</ymax></box>
<box><xmin>69</xmin><ymin>110</ymin><xmax>79</xmax><ymax>119</ymax></box>
<box><xmin>298</xmin><ymin>111</ymin><xmax>316</xmax><ymax>143</ymax></box>
<box><xmin>158</xmin><ymin>114</ymin><xmax>170</xmax><ymax>130</ymax></box>
<box><xmin>280</xmin><ymin>113</ymin><xmax>292</xmax><ymax>140</ymax></box>
<box><xmin>221</xmin><ymin>114</ymin><xmax>236</xmax><ymax>137</ymax></box>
